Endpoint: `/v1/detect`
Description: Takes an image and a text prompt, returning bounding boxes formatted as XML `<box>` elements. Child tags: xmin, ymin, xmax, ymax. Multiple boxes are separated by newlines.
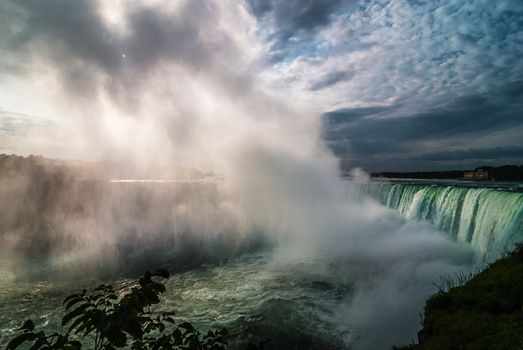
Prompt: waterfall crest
<box><xmin>364</xmin><ymin>182</ymin><xmax>523</xmax><ymax>260</ymax></box>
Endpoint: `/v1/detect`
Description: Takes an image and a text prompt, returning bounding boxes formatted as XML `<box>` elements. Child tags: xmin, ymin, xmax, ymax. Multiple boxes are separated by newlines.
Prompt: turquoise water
<box><xmin>1</xmin><ymin>179</ymin><xmax>522</xmax><ymax>349</ymax></box>
<box><xmin>362</xmin><ymin>179</ymin><xmax>523</xmax><ymax>261</ymax></box>
<box><xmin>0</xmin><ymin>252</ymin><xmax>353</xmax><ymax>349</ymax></box>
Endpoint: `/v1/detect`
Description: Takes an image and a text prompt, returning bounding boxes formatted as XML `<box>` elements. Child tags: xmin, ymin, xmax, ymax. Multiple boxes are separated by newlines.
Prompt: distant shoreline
<box><xmin>367</xmin><ymin>164</ymin><xmax>523</xmax><ymax>181</ymax></box>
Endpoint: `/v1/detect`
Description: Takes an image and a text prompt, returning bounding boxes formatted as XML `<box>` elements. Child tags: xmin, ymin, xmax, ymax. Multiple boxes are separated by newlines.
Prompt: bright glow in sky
<box><xmin>0</xmin><ymin>0</ymin><xmax>522</xmax><ymax>171</ymax></box>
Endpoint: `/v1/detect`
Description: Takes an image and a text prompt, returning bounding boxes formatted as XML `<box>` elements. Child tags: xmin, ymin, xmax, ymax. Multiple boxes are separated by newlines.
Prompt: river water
<box><xmin>1</xmin><ymin>179</ymin><xmax>522</xmax><ymax>349</ymax></box>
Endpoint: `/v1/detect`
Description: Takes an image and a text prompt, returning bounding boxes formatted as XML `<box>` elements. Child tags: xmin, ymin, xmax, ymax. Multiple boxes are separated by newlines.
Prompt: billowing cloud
<box><xmin>0</xmin><ymin>0</ymin><xmax>244</xmax><ymax>106</ymax></box>
<box><xmin>1</xmin><ymin>0</ymin><xmax>522</xmax><ymax>169</ymax></box>
<box><xmin>323</xmin><ymin>81</ymin><xmax>523</xmax><ymax>171</ymax></box>
<box><xmin>249</xmin><ymin>0</ymin><xmax>523</xmax><ymax>170</ymax></box>
<box><xmin>246</xmin><ymin>0</ymin><xmax>344</xmax><ymax>62</ymax></box>
<box><xmin>0</xmin><ymin>0</ymin><xmax>270</xmax><ymax>165</ymax></box>
<box><xmin>309</xmin><ymin>69</ymin><xmax>353</xmax><ymax>91</ymax></box>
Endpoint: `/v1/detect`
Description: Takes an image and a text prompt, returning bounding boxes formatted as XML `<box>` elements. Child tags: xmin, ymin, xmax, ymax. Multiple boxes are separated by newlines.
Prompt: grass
<box><xmin>394</xmin><ymin>244</ymin><xmax>523</xmax><ymax>350</ymax></box>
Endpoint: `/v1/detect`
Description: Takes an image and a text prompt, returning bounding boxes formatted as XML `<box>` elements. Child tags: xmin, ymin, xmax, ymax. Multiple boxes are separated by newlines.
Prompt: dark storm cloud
<box><xmin>7</xmin><ymin>0</ymin><xmax>120</xmax><ymax>70</ymax></box>
<box><xmin>329</xmin><ymin>93</ymin><xmax>523</xmax><ymax>142</ymax></box>
<box><xmin>247</xmin><ymin>0</ymin><xmax>344</xmax><ymax>61</ymax></box>
<box><xmin>0</xmin><ymin>0</ymin><xmax>236</xmax><ymax>102</ymax></box>
<box><xmin>309</xmin><ymin>69</ymin><xmax>353</xmax><ymax>91</ymax></box>
<box><xmin>323</xmin><ymin>84</ymin><xmax>523</xmax><ymax>171</ymax></box>
<box><xmin>124</xmin><ymin>3</ymin><xmax>228</xmax><ymax>71</ymax></box>
<box><xmin>0</xmin><ymin>0</ymin><xmax>119</xmax><ymax>95</ymax></box>
<box><xmin>246</xmin><ymin>0</ymin><xmax>275</xmax><ymax>16</ymax></box>
<box><xmin>252</xmin><ymin>0</ymin><xmax>523</xmax><ymax>170</ymax></box>
<box><xmin>323</xmin><ymin>105</ymin><xmax>400</xmax><ymax>125</ymax></box>
<box><xmin>350</xmin><ymin>145</ymin><xmax>523</xmax><ymax>172</ymax></box>
<box><xmin>420</xmin><ymin>146</ymin><xmax>523</xmax><ymax>162</ymax></box>
<box><xmin>247</xmin><ymin>0</ymin><xmax>342</xmax><ymax>33</ymax></box>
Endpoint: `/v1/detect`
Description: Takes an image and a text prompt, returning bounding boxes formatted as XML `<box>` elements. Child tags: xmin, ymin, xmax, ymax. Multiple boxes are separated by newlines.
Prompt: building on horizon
<box><xmin>464</xmin><ymin>169</ymin><xmax>489</xmax><ymax>180</ymax></box>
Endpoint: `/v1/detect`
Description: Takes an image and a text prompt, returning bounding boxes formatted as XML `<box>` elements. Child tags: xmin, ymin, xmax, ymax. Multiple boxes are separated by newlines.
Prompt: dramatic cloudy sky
<box><xmin>0</xmin><ymin>0</ymin><xmax>522</xmax><ymax>171</ymax></box>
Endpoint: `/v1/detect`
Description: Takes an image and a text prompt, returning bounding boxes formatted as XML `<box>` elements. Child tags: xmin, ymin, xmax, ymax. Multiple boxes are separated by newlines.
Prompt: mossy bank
<box><xmin>396</xmin><ymin>245</ymin><xmax>523</xmax><ymax>349</ymax></box>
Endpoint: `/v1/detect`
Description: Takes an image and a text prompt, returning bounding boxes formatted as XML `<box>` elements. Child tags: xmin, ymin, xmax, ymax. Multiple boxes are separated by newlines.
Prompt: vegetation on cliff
<box><xmin>395</xmin><ymin>244</ymin><xmax>523</xmax><ymax>349</ymax></box>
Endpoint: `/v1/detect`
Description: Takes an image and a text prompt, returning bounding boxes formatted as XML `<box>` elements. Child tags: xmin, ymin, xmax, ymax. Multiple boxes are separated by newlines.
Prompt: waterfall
<box><xmin>363</xmin><ymin>182</ymin><xmax>523</xmax><ymax>261</ymax></box>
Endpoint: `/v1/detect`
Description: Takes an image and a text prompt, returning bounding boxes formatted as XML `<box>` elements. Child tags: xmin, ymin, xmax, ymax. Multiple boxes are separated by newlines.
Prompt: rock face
<box><xmin>394</xmin><ymin>245</ymin><xmax>523</xmax><ymax>350</ymax></box>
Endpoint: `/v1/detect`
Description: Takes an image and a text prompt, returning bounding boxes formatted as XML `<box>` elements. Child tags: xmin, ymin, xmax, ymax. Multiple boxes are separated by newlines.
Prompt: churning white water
<box><xmin>0</xmin><ymin>176</ymin><xmax>497</xmax><ymax>350</ymax></box>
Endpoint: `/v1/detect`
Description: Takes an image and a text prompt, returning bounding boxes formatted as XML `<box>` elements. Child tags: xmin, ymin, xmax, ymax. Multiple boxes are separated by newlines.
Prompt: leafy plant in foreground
<box><xmin>6</xmin><ymin>269</ymin><xmax>228</xmax><ymax>350</ymax></box>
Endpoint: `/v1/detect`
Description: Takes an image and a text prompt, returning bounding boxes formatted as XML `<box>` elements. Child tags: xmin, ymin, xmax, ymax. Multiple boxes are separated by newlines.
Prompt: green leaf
<box><xmin>63</xmin><ymin>293</ymin><xmax>81</xmax><ymax>305</ymax></box>
<box><xmin>108</xmin><ymin>327</ymin><xmax>127</xmax><ymax>347</ymax></box>
<box><xmin>75</xmin><ymin>322</ymin><xmax>93</xmax><ymax>336</ymax></box>
<box><xmin>28</xmin><ymin>336</ymin><xmax>48</xmax><ymax>350</ymax></box>
<box><xmin>6</xmin><ymin>332</ymin><xmax>37</xmax><ymax>350</ymax></box>
<box><xmin>62</xmin><ymin>303</ymin><xmax>90</xmax><ymax>326</ymax></box>
<box><xmin>91</xmin><ymin>294</ymin><xmax>104</xmax><ymax>302</ymax></box>
<box><xmin>140</xmin><ymin>272</ymin><xmax>152</xmax><ymax>286</ymax></box>
<box><xmin>143</xmin><ymin>289</ymin><xmax>160</xmax><ymax>304</ymax></box>
<box><xmin>171</xmin><ymin>329</ymin><xmax>183</xmax><ymax>343</ymax></box>
<box><xmin>64</xmin><ymin>342</ymin><xmax>82</xmax><ymax>350</ymax></box>
<box><xmin>69</xmin><ymin>340</ymin><xmax>82</xmax><ymax>348</ymax></box>
<box><xmin>179</xmin><ymin>322</ymin><xmax>195</xmax><ymax>333</ymax></box>
<box><xmin>52</xmin><ymin>335</ymin><xmax>67</xmax><ymax>349</ymax></box>
<box><xmin>93</xmin><ymin>284</ymin><xmax>111</xmax><ymax>292</ymax></box>
<box><xmin>64</xmin><ymin>297</ymin><xmax>84</xmax><ymax>310</ymax></box>
<box><xmin>19</xmin><ymin>320</ymin><xmax>35</xmax><ymax>331</ymax></box>
<box><xmin>67</xmin><ymin>314</ymin><xmax>90</xmax><ymax>334</ymax></box>
<box><xmin>151</xmin><ymin>281</ymin><xmax>166</xmax><ymax>294</ymax></box>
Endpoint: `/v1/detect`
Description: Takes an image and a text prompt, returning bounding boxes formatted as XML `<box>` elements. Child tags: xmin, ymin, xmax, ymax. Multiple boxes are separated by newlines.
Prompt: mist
<box><xmin>0</xmin><ymin>1</ymin><xmax>477</xmax><ymax>349</ymax></box>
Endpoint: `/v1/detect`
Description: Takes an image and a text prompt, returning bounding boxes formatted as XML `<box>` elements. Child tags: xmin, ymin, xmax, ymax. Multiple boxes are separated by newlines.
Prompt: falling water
<box><xmin>362</xmin><ymin>180</ymin><xmax>523</xmax><ymax>261</ymax></box>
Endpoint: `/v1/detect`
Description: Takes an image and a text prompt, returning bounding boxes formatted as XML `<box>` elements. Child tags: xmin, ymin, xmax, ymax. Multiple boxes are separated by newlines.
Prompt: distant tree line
<box><xmin>371</xmin><ymin>165</ymin><xmax>523</xmax><ymax>181</ymax></box>
<box><xmin>474</xmin><ymin>165</ymin><xmax>523</xmax><ymax>181</ymax></box>
<box><xmin>371</xmin><ymin>170</ymin><xmax>465</xmax><ymax>180</ymax></box>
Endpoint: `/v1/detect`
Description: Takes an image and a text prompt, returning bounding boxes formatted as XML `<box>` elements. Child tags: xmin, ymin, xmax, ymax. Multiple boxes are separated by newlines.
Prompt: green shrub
<box><xmin>6</xmin><ymin>269</ymin><xmax>228</xmax><ymax>350</ymax></box>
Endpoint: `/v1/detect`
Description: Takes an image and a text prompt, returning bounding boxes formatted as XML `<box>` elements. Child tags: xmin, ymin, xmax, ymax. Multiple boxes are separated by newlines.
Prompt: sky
<box><xmin>0</xmin><ymin>0</ymin><xmax>522</xmax><ymax>172</ymax></box>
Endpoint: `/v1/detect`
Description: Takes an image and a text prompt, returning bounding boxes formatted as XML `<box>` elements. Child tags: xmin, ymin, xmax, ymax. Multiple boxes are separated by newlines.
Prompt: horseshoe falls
<box><xmin>362</xmin><ymin>180</ymin><xmax>523</xmax><ymax>261</ymax></box>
